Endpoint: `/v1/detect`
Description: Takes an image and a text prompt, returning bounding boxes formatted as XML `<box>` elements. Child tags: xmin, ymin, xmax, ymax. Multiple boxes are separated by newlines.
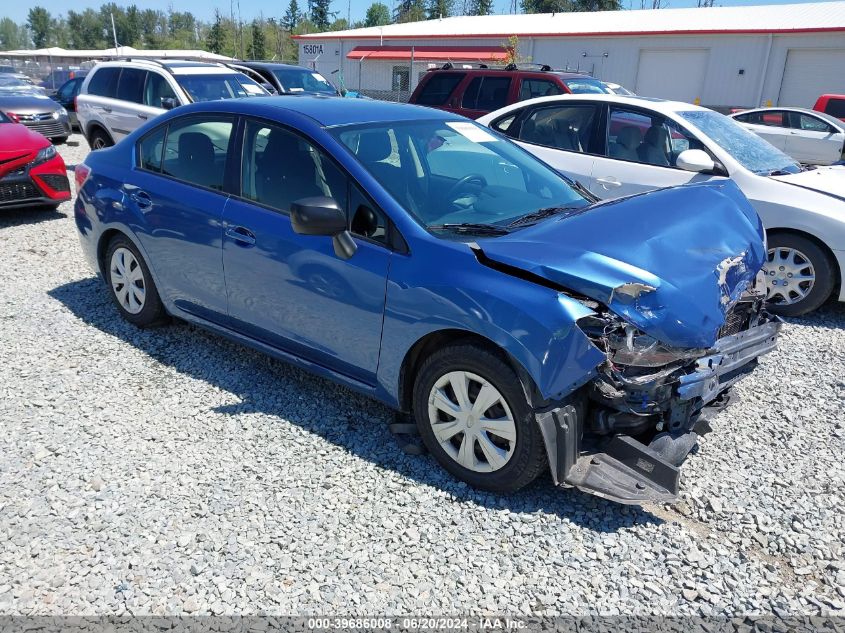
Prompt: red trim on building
<box><xmin>345</xmin><ymin>45</ymin><xmax>509</xmax><ymax>61</ymax></box>
<box><xmin>295</xmin><ymin>26</ymin><xmax>845</xmax><ymax>41</ymax></box>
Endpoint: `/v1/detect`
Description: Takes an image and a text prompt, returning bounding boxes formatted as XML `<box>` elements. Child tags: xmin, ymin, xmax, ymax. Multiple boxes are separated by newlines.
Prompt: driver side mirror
<box><xmin>291</xmin><ymin>196</ymin><xmax>357</xmax><ymax>260</ymax></box>
<box><xmin>676</xmin><ymin>149</ymin><xmax>716</xmax><ymax>173</ymax></box>
<box><xmin>160</xmin><ymin>97</ymin><xmax>178</xmax><ymax>110</ymax></box>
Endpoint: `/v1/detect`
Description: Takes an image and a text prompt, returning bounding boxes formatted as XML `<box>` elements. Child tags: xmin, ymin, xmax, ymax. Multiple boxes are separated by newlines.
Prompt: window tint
<box><xmin>519</xmin><ymin>79</ymin><xmax>562</xmax><ymax>101</ymax></box>
<box><xmin>491</xmin><ymin>113</ymin><xmax>517</xmax><ymax>135</ymax></box>
<box><xmin>176</xmin><ymin>74</ymin><xmax>265</xmax><ymax>102</ymax></box>
<box><xmin>57</xmin><ymin>79</ymin><xmax>78</xmax><ymax>100</ymax></box>
<box><xmin>241</xmin><ymin>120</ymin><xmax>347</xmax><ymax>214</ymax></box>
<box><xmin>137</xmin><ymin>125</ymin><xmax>167</xmax><ymax>173</ymax></box>
<box><xmin>144</xmin><ymin>72</ymin><xmax>177</xmax><ymax>108</ymax></box>
<box><xmin>476</xmin><ymin>77</ymin><xmax>511</xmax><ymax>111</ymax></box>
<box><xmin>415</xmin><ymin>73</ymin><xmax>464</xmax><ymax>105</ymax></box>
<box><xmin>160</xmin><ymin>117</ymin><xmax>234</xmax><ymax>190</ymax></box>
<box><xmin>519</xmin><ymin>104</ymin><xmax>598</xmax><ymax>153</ymax></box>
<box><xmin>272</xmin><ymin>68</ymin><xmax>336</xmax><ymax>94</ymax></box>
<box><xmin>116</xmin><ymin>68</ymin><xmax>146</xmax><ymax>104</ymax></box>
<box><xmin>87</xmin><ymin>67</ymin><xmax>120</xmax><ymax>98</ymax></box>
<box><xmin>823</xmin><ymin>98</ymin><xmax>845</xmax><ymax>119</ymax></box>
<box><xmin>607</xmin><ymin>108</ymin><xmax>703</xmax><ymax>167</ymax></box>
<box><xmin>795</xmin><ymin>113</ymin><xmax>833</xmax><ymax>132</ymax></box>
<box><xmin>461</xmin><ymin>77</ymin><xmax>481</xmax><ymax>109</ymax></box>
<box><xmin>737</xmin><ymin>111</ymin><xmax>786</xmax><ymax>127</ymax></box>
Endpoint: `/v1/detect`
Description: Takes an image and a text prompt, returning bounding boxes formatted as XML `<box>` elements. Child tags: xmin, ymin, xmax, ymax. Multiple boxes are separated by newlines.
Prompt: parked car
<box><xmin>0</xmin><ymin>89</ymin><xmax>71</xmax><ymax>144</ymax></box>
<box><xmin>605</xmin><ymin>82</ymin><xmax>636</xmax><ymax>96</ymax></box>
<box><xmin>0</xmin><ymin>110</ymin><xmax>71</xmax><ymax>210</ymax></box>
<box><xmin>228</xmin><ymin>61</ymin><xmax>340</xmax><ymax>96</ymax></box>
<box><xmin>50</xmin><ymin>76</ymin><xmax>86</xmax><ymax>129</ymax></box>
<box><xmin>409</xmin><ymin>64</ymin><xmax>612</xmax><ymax>120</ymax></box>
<box><xmin>77</xmin><ymin>59</ymin><xmax>269</xmax><ymax>150</ymax></box>
<box><xmin>0</xmin><ymin>73</ymin><xmax>47</xmax><ymax>96</ymax></box>
<box><xmin>74</xmin><ymin>97</ymin><xmax>780</xmax><ymax>504</ymax></box>
<box><xmin>479</xmin><ymin>94</ymin><xmax>845</xmax><ymax>316</ymax></box>
<box><xmin>729</xmin><ymin>107</ymin><xmax>845</xmax><ymax>165</ymax></box>
<box><xmin>813</xmin><ymin>94</ymin><xmax>845</xmax><ymax>122</ymax></box>
<box><xmin>40</xmin><ymin>67</ymin><xmax>87</xmax><ymax>91</ymax></box>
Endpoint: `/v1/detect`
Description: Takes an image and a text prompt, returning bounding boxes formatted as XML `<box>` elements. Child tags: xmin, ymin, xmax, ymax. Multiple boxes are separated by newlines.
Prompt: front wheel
<box><xmin>104</xmin><ymin>236</ymin><xmax>166</xmax><ymax>327</ymax></box>
<box><xmin>412</xmin><ymin>344</ymin><xmax>546</xmax><ymax>493</ymax></box>
<box><xmin>763</xmin><ymin>233</ymin><xmax>835</xmax><ymax>317</ymax></box>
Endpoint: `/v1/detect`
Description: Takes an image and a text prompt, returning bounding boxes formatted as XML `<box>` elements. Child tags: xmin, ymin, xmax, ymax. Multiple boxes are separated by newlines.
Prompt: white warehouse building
<box><xmin>296</xmin><ymin>1</ymin><xmax>845</xmax><ymax>109</ymax></box>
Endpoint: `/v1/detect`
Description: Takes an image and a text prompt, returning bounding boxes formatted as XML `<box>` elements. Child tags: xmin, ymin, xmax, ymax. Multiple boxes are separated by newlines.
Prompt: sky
<box><xmin>2</xmin><ymin>0</ymin><xmax>829</xmax><ymax>30</ymax></box>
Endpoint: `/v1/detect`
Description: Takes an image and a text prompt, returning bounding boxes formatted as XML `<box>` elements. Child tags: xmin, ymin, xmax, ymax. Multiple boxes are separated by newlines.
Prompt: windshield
<box><xmin>0</xmin><ymin>111</ymin><xmax>10</xmax><ymax>123</ymax></box>
<box><xmin>563</xmin><ymin>78</ymin><xmax>613</xmax><ymax>95</ymax></box>
<box><xmin>679</xmin><ymin>110</ymin><xmax>801</xmax><ymax>175</ymax></box>
<box><xmin>332</xmin><ymin>119</ymin><xmax>590</xmax><ymax>233</ymax></box>
<box><xmin>273</xmin><ymin>68</ymin><xmax>337</xmax><ymax>95</ymax></box>
<box><xmin>176</xmin><ymin>73</ymin><xmax>266</xmax><ymax>102</ymax></box>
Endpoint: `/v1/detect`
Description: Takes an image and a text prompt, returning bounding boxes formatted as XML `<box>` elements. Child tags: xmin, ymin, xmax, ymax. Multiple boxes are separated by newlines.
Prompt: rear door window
<box><xmin>116</xmin><ymin>68</ymin><xmax>146</xmax><ymax>104</ymax></box>
<box><xmin>461</xmin><ymin>76</ymin><xmax>511</xmax><ymax>111</ymax></box>
<box><xmin>790</xmin><ymin>112</ymin><xmax>834</xmax><ymax>133</ymax></box>
<box><xmin>161</xmin><ymin>116</ymin><xmax>235</xmax><ymax>191</ymax></box>
<box><xmin>87</xmin><ymin>67</ymin><xmax>120</xmax><ymax>98</ymax></box>
<box><xmin>519</xmin><ymin>78</ymin><xmax>563</xmax><ymax>101</ymax></box>
<box><xmin>415</xmin><ymin>73</ymin><xmax>465</xmax><ymax>105</ymax></box>
<box><xmin>518</xmin><ymin>104</ymin><xmax>599</xmax><ymax>153</ymax></box>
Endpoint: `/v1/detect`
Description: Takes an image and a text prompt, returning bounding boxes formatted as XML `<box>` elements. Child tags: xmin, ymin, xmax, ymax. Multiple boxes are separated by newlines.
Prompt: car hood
<box><xmin>476</xmin><ymin>181</ymin><xmax>766</xmax><ymax>349</ymax></box>
<box><xmin>0</xmin><ymin>122</ymin><xmax>48</xmax><ymax>153</ymax></box>
<box><xmin>770</xmin><ymin>165</ymin><xmax>845</xmax><ymax>200</ymax></box>
<box><xmin>0</xmin><ymin>94</ymin><xmax>60</xmax><ymax>113</ymax></box>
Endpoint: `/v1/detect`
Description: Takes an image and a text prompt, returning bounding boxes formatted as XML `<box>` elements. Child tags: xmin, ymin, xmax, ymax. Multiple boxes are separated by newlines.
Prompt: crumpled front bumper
<box><xmin>537</xmin><ymin>316</ymin><xmax>782</xmax><ymax>505</ymax></box>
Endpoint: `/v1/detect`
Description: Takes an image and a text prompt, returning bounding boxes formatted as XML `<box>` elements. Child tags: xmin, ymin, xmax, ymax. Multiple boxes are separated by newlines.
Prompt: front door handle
<box><xmin>131</xmin><ymin>190</ymin><xmax>153</xmax><ymax>210</ymax></box>
<box><xmin>225</xmin><ymin>226</ymin><xmax>256</xmax><ymax>246</ymax></box>
<box><xmin>138</xmin><ymin>113</ymin><xmax>148</xmax><ymax>120</ymax></box>
<box><xmin>101</xmin><ymin>106</ymin><xmax>112</xmax><ymax>113</ymax></box>
<box><xmin>595</xmin><ymin>176</ymin><xmax>622</xmax><ymax>189</ymax></box>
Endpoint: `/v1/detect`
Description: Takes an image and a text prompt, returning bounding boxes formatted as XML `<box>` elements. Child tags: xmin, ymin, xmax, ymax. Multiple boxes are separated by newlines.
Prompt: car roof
<box><xmin>91</xmin><ymin>59</ymin><xmax>240</xmax><ymax>75</ymax></box>
<box><xmin>238</xmin><ymin>61</ymin><xmax>313</xmax><ymax>72</ymax></box>
<box><xmin>184</xmin><ymin>95</ymin><xmax>459</xmax><ymax>127</ymax></box>
<box><xmin>427</xmin><ymin>67</ymin><xmax>593</xmax><ymax>79</ymax></box>
<box><xmin>489</xmin><ymin>93</ymin><xmax>709</xmax><ymax>114</ymax></box>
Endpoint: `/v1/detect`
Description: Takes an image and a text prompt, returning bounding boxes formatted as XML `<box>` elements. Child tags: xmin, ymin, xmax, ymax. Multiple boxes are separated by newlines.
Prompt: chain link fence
<box><xmin>0</xmin><ymin>56</ymin><xmax>100</xmax><ymax>92</ymax></box>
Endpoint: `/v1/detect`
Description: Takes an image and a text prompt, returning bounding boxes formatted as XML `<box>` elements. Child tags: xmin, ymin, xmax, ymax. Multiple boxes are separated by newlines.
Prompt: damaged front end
<box><xmin>538</xmin><ymin>280</ymin><xmax>780</xmax><ymax>504</ymax></box>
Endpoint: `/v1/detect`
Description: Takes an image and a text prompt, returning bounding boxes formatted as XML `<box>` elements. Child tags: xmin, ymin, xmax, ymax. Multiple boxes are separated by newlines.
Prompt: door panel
<box><xmin>588</xmin><ymin>154</ymin><xmax>706</xmax><ymax>199</ymax></box>
<box><xmin>785</xmin><ymin>113</ymin><xmax>844</xmax><ymax>164</ymax></box>
<box><xmin>515</xmin><ymin>141</ymin><xmax>596</xmax><ymax>190</ymax></box>
<box><xmin>221</xmin><ymin>119</ymin><xmax>390</xmax><ymax>382</ymax></box>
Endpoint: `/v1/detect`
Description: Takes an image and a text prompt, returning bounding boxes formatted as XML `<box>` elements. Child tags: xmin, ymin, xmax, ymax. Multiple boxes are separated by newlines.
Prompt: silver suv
<box><xmin>77</xmin><ymin>59</ymin><xmax>268</xmax><ymax>149</ymax></box>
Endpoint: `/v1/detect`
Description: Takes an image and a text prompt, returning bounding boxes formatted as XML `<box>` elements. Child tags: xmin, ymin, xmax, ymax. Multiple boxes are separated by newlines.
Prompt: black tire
<box><xmin>88</xmin><ymin>128</ymin><xmax>113</xmax><ymax>151</ymax></box>
<box><xmin>412</xmin><ymin>343</ymin><xmax>546</xmax><ymax>493</ymax></box>
<box><xmin>104</xmin><ymin>236</ymin><xmax>166</xmax><ymax>327</ymax></box>
<box><xmin>765</xmin><ymin>232</ymin><xmax>835</xmax><ymax>317</ymax></box>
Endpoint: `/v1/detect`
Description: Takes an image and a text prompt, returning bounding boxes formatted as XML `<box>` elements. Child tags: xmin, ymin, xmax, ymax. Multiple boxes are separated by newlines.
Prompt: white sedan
<box><xmin>730</xmin><ymin>107</ymin><xmax>845</xmax><ymax>166</ymax></box>
<box><xmin>478</xmin><ymin>94</ymin><xmax>845</xmax><ymax>316</ymax></box>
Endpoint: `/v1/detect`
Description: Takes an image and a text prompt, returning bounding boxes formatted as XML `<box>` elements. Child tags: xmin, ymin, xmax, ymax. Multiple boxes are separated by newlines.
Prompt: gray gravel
<box><xmin>0</xmin><ymin>135</ymin><xmax>843</xmax><ymax>617</ymax></box>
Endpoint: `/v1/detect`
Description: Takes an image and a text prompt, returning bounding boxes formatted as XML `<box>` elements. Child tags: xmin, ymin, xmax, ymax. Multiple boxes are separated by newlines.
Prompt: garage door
<box><xmin>778</xmin><ymin>49</ymin><xmax>845</xmax><ymax>108</ymax></box>
<box><xmin>635</xmin><ymin>49</ymin><xmax>708</xmax><ymax>103</ymax></box>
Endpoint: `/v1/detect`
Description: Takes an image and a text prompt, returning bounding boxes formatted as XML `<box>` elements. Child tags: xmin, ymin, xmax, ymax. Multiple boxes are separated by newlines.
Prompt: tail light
<box><xmin>74</xmin><ymin>163</ymin><xmax>91</xmax><ymax>191</ymax></box>
<box><xmin>7</xmin><ymin>112</ymin><xmax>20</xmax><ymax>123</ymax></box>
<box><xmin>73</xmin><ymin>96</ymin><xmax>78</xmax><ymax>112</ymax></box>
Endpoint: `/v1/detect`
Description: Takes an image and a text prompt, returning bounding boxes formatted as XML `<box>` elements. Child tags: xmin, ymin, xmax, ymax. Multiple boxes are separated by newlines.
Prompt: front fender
<box><xmin>376</xmin><ymin>244</ymin><xmax>605</xmax><ymax>409</ymax></box>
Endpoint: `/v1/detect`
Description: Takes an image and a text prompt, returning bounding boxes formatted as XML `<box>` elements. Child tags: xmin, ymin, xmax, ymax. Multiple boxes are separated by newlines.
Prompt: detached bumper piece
<box><xmin>538</xmin><ymin>317</ymin><xmax>781</xmax><ymax>504</ymax></box>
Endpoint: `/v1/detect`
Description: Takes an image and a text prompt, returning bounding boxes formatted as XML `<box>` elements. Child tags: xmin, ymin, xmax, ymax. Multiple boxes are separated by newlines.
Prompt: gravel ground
<box><xmin>0</xmin><ymin>135</ymin><xmax>843</xmax><ymax>617</ymax></box>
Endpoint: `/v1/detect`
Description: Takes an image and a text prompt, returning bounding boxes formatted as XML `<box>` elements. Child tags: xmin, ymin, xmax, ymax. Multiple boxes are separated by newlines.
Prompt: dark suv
<box><xmin>409</xmin><ymin>64</ymin><xmax>612</xmax><ymax>119</ymax></box>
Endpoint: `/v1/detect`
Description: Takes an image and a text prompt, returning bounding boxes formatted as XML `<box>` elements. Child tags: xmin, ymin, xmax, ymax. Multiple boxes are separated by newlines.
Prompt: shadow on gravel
<box><xmin>0</xmin><ymin>206</ymin><xmax>66</xmax><ymax>228</ymax></box>
<box><xmin>783</xmin><ymin>299</ymin><xmax>845</xmax><ymax>331</ymax></box>
<box><xmin>49</xmin><ymin>276</ymin><xmax>663</xmax><ymax>532</ymax></box>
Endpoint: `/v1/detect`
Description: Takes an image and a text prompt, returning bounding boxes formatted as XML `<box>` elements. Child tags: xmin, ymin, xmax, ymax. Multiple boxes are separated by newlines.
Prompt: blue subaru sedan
<box><xmin>74</xmin><ymin>97</ymin><xmax>780</xmax><ymax>503</ymax></box>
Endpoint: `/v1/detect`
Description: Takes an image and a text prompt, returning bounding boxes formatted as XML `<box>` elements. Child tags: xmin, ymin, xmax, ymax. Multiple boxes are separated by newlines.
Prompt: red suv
<box><xmin>813</xmin><ymin>94</ymin><xmax>845</xmax><ymax>122</ymax></box>
<box><xmin>409</xmin><ymin>64</ymin><xmax>612</xmax><ymax>119</ymax></box>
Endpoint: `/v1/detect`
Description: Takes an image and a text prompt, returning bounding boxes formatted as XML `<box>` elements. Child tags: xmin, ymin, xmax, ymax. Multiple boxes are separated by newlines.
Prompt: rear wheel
<box><xmin>763</xmin><ymin>233</ymin><xmax>835</xmax><ymax>317</ymax></box>
<box><xmin>104</xmin><ymin>236</ymin><xmax>166</xmax><ymax>327</ymax></box>
<box><xmin>412</xmin><ymin>344</ymin><xmax>546</xmax><ymax>493</ymax></box>
<box><xmin>88</xmin><ymin>128</ymin><xmax>113</xmax><ymax>151</ymax></box>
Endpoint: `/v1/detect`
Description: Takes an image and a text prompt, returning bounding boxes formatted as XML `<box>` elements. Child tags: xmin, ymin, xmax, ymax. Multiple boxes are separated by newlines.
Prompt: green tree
<box><xmin>329</xmin><ymin>17</ymin><xmax>349</xmax><ymax>30</ymax></box>
<box><xmin>206</xmin><ymin>10</ymin><xmax>227</xmax><ymax>54</ymax></box>
<box><xmin>574</xmin><ymin>0</ymin><xmax>621</xmax><ymax>9</ymax></box>
<box><xmin>310</xmin><ymin>0</ymin><xmax>335</xmax><ymax>31</ymax></box>
<box><xmin>0</xmin><ymin>18</ymin><xmax>25</xmax><ymax>50</ymax></box>
<box><xmin>426</xmin><ymin>0</ymin><xmax>452</xmax><ymax>19</ymax></box>
<box><xmin>66</xmin><ymin>9</ymin><xmax>105</xmax><ymax>48</ymax></box>
<box><xmin>364</xmin><ymin>2</ymin><xmax>391</xmax><ymax>26</ymax></box>
<box><xmin>27</xmin><ymin>7</ymin><xmax>51</xmax><ymax>48</ymax></box>
<box><xmin>468</xmin><ymin>0</ymin><xmax>493</xmax><ymax>14</ymax></box>
<box><xmin>394</xmin><ymin>0</ymin><xmax>425</xmax><ymax>23</ymax></box>
<box><xmin>247</xmin><ymin>19</ymin><xmax>266</xmax><ymax>58</ymax></box>
<box><xmin>282</xmin><ymin>0</ymin><xmax>301</xmax><ymax>30</ymax></box>
<box><xmin>138</xmin><ymin>9</ymin><xmax>167</xmax><ymax>48</ymax></box>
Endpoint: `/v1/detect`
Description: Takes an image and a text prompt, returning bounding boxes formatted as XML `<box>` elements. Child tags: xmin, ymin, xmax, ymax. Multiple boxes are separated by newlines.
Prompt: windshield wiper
<box><xmin>428</xmin><ymin>223</ymin><xmax>512</xmax><ymax>235</ymax></box>
<box><xmin>763</xmin><ymin>168</ymin><xmax>796</xmax><ymax>176</ymax></box>
<box><xmin>507</xmin><ymin>205</ymin><xmax>587</xmax><ymax>228</ymax></box>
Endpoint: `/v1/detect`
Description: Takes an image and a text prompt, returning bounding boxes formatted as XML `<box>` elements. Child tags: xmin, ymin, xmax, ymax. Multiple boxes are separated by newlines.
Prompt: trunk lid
<box><xmin>476</xmin><ymin>181</ymin><xmax>765</xmax><ymax>349</ymax></box>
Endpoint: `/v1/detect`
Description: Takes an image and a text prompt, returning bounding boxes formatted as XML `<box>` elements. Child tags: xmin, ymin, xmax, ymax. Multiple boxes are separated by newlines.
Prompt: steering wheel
<box><xmin>445</xmin><ymin>173</ymin><xmax>488</xmax><ymax>202</ymax></box>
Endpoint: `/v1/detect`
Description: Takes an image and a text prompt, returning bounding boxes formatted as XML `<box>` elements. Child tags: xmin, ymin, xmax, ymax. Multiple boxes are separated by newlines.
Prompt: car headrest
<box><xmin>644</xmin><ymin>125</ymin><xmax>669</xmax><ymax>146</ymax></box>
<box><xmin>178</xmin><ymin>132</ymin><xmax>214</xmax><ymax>162</ymax></box>
<box><xmin>356</xmin><ymin>130</ymin><xmax>392</xmax><ymax>163</ymax></box>
<box><xmin>617</xmin><ymin>125</ymin><xmax>642</xmax><ymax>149</ymax></box>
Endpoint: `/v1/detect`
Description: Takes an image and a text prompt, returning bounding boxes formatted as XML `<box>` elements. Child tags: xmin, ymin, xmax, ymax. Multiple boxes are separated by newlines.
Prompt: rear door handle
<box><xmin>131</xmin><ymin>190</ymin><xmax>153</xmax><ymax>210</ymax></box>
<box><xmin>225</xmin><ymin>226</ymin><xmax>256</xmax><ymax>246</ymax></box>
<box><xmin>101</xmin><ymin>106</ymin><xmax>112</xmax><ymax>113</ymax></box>
<box><xmin>595</xmin><ymin>176</ymin><xmax>622</xmax><ymax>188</ymax></box>
<box><xmin>138</xmin><ymin>113</ymin><xmax>148</xmax><ymax>120</ymax></box>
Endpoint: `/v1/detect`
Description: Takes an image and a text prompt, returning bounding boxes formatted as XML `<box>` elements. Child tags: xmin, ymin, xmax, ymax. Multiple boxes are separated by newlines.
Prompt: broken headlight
<box><xmin>578</xmin><ymin>314</ymin><xmax>707</xmax><ymax>368</ymax></box>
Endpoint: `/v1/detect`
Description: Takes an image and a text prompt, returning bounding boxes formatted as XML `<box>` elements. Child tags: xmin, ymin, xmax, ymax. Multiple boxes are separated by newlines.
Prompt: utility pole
<box><xmin>110</xmin><ymin>12</ymin><xmax>119</xmax><ymax>54</ymax></box>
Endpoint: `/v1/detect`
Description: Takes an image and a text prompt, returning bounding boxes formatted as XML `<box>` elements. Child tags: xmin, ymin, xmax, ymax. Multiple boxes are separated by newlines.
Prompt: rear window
<box><xmin>415</xmin><ymin>73</ymin><xmax>465</xmax><ymax>106</ymax></box>
<box><xmin>87</xmin><ymin>67</ymin><xmax>120</xmax><ymax>98</ymax></box>
<box><xmin>562</xmin><ymin>78</ymin><xmax>612</xmax><ymax>95</ymax></box>
<box><xmin>176</xmin><ymin>73</ymin><xmax>265</xmax><ymax>102</ymax></box>
<box><xmin>823</xmin><ymin>98</ymin><xmax>845</xmax><ymax>118</ymax></box>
